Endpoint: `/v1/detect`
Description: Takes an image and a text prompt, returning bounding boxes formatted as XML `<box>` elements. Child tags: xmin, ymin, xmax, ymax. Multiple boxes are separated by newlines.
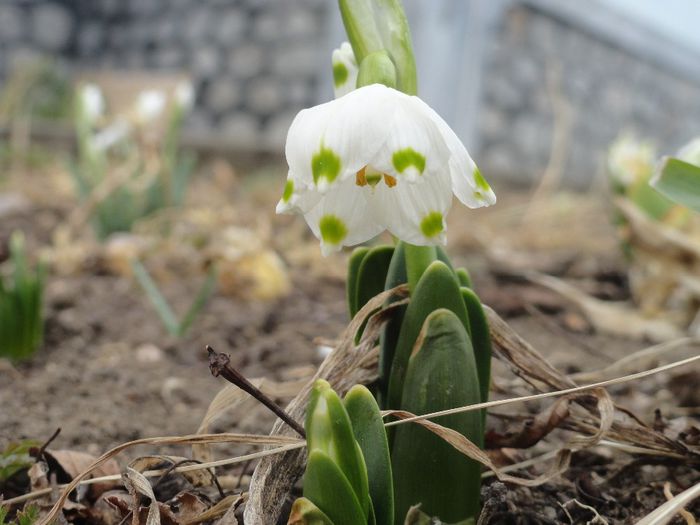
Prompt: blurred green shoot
<box><xmin>130</xmin><ymin>259</ymin><xmax>217</xmax><ymax>338</ymax></box>
<box><xmin>0</xmin><ymin>232</ymin><xmax>45</xmax><ymax>360</ymax></box>
<box><xmin>651</xmin><ymin>157</ymin><xmax>700</xmax><ymax>212</ymax></box>
<box><xmin>71</xmin><ymin>83</ymin><xmax>196</xmax><ymax>239</ymax></box>
<box><xmin>0</xmin><ymin>440</ymin><xmax>39</xmax><ymax>482</ymax></box>
<box><xmin>0</xmin><ymin>504</ymin><xmax>40</xmax><ymax>525</ymax></box>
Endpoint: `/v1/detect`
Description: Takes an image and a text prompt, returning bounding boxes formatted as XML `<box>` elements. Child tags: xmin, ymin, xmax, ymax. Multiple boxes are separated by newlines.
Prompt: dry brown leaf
<box><xmin>45</xmin><ymin>449</ymin><xmax>120</xmax><ymax>498</ymax></box>
<box><xmin>129</xmin><ymin>456</ymin><xmax>211</xmax><ymax>488</ymax></box>
<box><xmin>93</xmin><ymin>490</ymin><xmax>132</xmax><ymax>525</ymax></box>
<box><xmin>123</xmin><ymin>467</ymin><xmax>160</xmax><ymax>525</ymax></box>
<box><xmin>167</xmin><ymin>491</ymin><xmax>209</xmax><ymax>523</ymax></box>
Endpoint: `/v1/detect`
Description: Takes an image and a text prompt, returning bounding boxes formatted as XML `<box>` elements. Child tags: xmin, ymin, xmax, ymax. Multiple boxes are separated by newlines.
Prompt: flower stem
<box><xmin>404</xmin><ymin>243</ymin><xmax>436</xmax><ymax>292</ymax></box>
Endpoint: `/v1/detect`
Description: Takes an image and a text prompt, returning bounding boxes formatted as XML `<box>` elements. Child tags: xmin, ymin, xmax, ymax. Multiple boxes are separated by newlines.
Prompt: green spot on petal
<box><xmin>282</xmin><ymin>180</ymin><xmax>294</xmax><ymax>203</ymax></box>
<box><xmin>420</xmin><ymin>211</ymin><xmax>444</xmax><ymax>238</ymax></box>
<box><xmin>312</xmin><ymin>146</ymin><xmax>341</xmax><ymax>187</ymax></box>
<box><xmin>333</xmin><ymin>61</ymin><xmax>349</xmax><ymax>88</ymax></box>
<box><xmin>392</xmin><ymin>148</ymin><xmax>426</xmax><ymax>175</ymax></box>
<box><xmin>474</xmin><ymin>167</ymin><xmax>490</xmax><ymax>192</ymax></box>
<box><xmin>319</xmin><ymin>215</ymin><xmax>348</xmax><ymax>245</ymax></box>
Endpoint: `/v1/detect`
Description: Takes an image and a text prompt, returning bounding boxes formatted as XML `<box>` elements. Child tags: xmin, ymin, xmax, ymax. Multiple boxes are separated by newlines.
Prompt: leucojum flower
<box><xmin>277</xmin><ymin>47</ymin><xmax>496</xmax><ymax>255</ymax></box>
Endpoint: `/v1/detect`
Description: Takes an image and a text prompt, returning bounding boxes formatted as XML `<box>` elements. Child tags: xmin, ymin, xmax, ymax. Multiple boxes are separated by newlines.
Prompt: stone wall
<box><xmin>0</xmin><ymin>0</ymin><xmax>328</xmax><ymax>150</ymax></box>
<box><xmin>477</xmin><ymin>4</ymin><xmax>700</xmax><ymax>187</ymax></box>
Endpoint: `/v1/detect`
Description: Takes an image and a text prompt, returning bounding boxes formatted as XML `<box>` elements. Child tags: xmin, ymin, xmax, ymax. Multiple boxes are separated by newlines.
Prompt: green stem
<box><xmin>404</xmin><ymin>243</ymin><xmax>436</xmax><ymax>292</ymax></box>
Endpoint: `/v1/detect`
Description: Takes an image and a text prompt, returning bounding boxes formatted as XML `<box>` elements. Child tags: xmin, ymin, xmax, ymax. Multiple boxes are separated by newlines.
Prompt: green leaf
<box><xmin>131</xmin><ymin>260</ymin><xmax>216</xmax><ymax>337</ymax></box>
<box><xmin>386</xmin><ymin>261</ymin><xmax>471</xmax><ymax>410</ymax></box>
<box><xmin>355</xmin><ymin>245</ymin><xmax>395</xmax><ymax>315</ymax></box>
<box><xmin>651</xmin><ymin>157</ymin><xmax>700</xmax><ymax>211</ymax></box>
<box><xmin>178</xmin><ymin>265</ymin><xmax>218</xmax><ymax>337</ymax></box>
<box><xmin>629</xmin><ymin>177</ymin><xmax>676</xmax><ymax>220</ymax></box>
<box><xmin>288</xmin><ymin>497</ymin><xmax>335</xmax><ymax>525</ymax></box>
<box><xmin>460</xmin><ymin>288</ymin><xmax>491</xmax><ymax>407</ymax></box>
<box><xmin>357</xmin><ymin>51</ymin><xmax>397</xmax><ymax>89</ymax></box>
<box><xmin>378</xmin><ymin>242</ymin><xmax>408</xmax><ymax>405</ymax></box>
<box><xmin>345</xmin><ymin>385</ymin><xmax>394</xmax><ymax>525</ymax></box>
<box><xmin>0</xmin><ymin>232</ymin><xmax>44</xmax><ymax>360</ymax></box>
<box><xmin>392</xmin><ymin>309</ymin><xmax>483</xmax><ymax>523</ymax></box>
<box><xmin>305</xmin><ymin>380</ymin><xmax>370</xmax><ymax>517</ymax></box>
<box><xmin>455</xmin><ymin>268</ymin><xmax>472</xmax><ymax>289</ymax></box>
<box><xmin>303</xmin><ymin>451</ymin><xmax>367</xmax><ymax>525</ymax></box>
<box><xmin>347</xmin><ymin>247</ymin><xmax>370</xmax><ymax>318</ymax></box>
<box><xmin>131</xmin><ymin>259</ymin><xmax>180</xmax><ymax>335</ymax></box>
<box><xmin>435</xmin><ymin>246</ymin><xmax>455</xmax><ymax>273</ymax></box>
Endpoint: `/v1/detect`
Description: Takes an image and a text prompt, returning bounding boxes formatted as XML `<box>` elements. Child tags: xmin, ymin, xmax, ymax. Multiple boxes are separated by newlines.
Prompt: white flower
<box><xmin>174</xmin><ymin>81</ymin><xmax>195</xmax><ymax>110</ymax></box>
<box><xmin>678</xmin><ymin>137</ymin><xmax>700</xmax><ymax>166</ymax></box>
<box><xmin>608</xmin><ymin>135</ymin><xmax>655</xmax><ymax>187</ymax></box>
<box><xmin>136</xmin><ymin>89</ymin><xmax>166</xmax><ymax>123</ymax></box>
<box><xmin>332</xmin><ymin>42</ymin><xmax>359</xmax><ymax>98</ymax></box>
<box><xmin>80</xmin><ymin>83</ymin><xmax>104</xmax><ymax>123</ymax></box>
<box><xmin>277</xmin><ymin>83</ymin><xmax>496</xmax><ymax>255</ymax></box>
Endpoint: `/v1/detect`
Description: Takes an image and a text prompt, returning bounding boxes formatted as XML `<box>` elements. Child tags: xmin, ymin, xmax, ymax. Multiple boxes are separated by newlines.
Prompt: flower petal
<box><xmin>412</xmin><ymin>97</ymin><xmax>496</xmax><ymax>208</ymax></box>
<box><xmin>275</xmin><ymin>174</ymin><xmax>322</xmax><ymax>214</ymax></box>
<box><xmin>369</xmin><ymin>93</ymin><xmax>450</xmax><ymax>184</ymax></box>
<box><xmin>302</xmin><ymin>178</ymin><xmax>383</xmax><ymax>255</ymax></box>
<box><xmin>370</xmin><ymin>171</ymin><xmax>452</xmax><ymax>245</ymax></box>
<box><xmin>332</xmin><ymin>42</ymin><xmax>358</xmax><ymax>99</ymax></box>
<box><xmin>285</xmin><ymin>84</ymin><xmax>393</xmax><ymax>191</ymax></box>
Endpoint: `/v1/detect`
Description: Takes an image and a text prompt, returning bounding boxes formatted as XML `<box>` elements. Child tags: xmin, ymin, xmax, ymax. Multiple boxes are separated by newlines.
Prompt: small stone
<box><xmin>0</xmin><ymin>4</ymin><xmax>26</xmax><ymax>43</ymax></box>
<box><xmin>183</xmin><ymin>9</ymin><xmax>211</xmax><ymax>43</ymax></box>
<box><xmin>192</xmin><ymin>46</ymin><xmax>221</xmax><ymax>77</ymax></box>
<box><xmin>205</xmin><ymin>79</ymin><xmax>241</xmax><ymax>114</ymax></box>
<box><xmin>272</xmin><ymin>43</ymin><xmax>322</xmax><ymax>77</ymax></box>
<box><xmin>246</xmin><ymin>78</ymin><xmax>282</xmax><ymax>115</ymax></box>
<box><xmin>76</xmin><ymin>22</ymin><xmax>103</xmax><ymax>57</ymax></box>
<box><xmin>215</xmin><ymin>8</ymin><xmax>246</xmax><ymax>45</ymax></box>
<box><xmin>136</xmin><ymin>344</ymin><xmax>163</xmax><ymax>363</ymax></box>
<box><xmin>30</xmin><ymin>3</ymin><xmax>74</xmax><ymax>52</ymax></box>
<box><xmin>228</xmin><ymin>44</ymin><xmax>265</xmax><ymax>79</ymax></box>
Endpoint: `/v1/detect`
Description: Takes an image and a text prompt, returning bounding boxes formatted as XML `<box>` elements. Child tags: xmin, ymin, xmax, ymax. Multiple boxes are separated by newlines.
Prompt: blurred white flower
<box><xmin>79</xmin><ymin>83</ymin><xmax>104</xmax><ymax>123</ymax></box>
<box><xmin>677</xmin><ymin>137</ymin><xmax>700</xmax><ymax>166</ymax></box>
<box><xmin>136</xmin><ymin>89</ymin><xmax>166</xmax><ymax>123</ymax></box>
<box><xmin>332</xmin><ymin>42</ymin><xmax>359</xmax><ymax>98</ymax></box>
<box><xmin>608</xmin><ymin>135</ymin><xmax>655</xmax><ymax>187</ymax></box>
<box><xmin>277</xmin><ymin>83</ymin><xmax>495</xmax><ymax>255</ymax></box>
<box><xmin>174</xmin><ymin>81</ymin><xmax>195</xmax><ymax>110</ymax></box>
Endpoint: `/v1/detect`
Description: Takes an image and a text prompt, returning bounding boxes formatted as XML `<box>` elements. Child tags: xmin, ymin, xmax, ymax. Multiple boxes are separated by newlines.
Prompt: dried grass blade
<box><xmin>636</xmin><ymin>481</ymin><xmax>700</xmax><ymax>525</ymax></box>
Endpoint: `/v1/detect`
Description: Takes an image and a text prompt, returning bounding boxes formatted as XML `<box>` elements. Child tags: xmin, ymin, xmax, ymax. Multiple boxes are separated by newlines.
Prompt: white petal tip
<box><xmin>316</xmin><ymin>179</ymin><xmax>330</xmax><ymax>193</ymax></box>
<box><xmin>275</xmin><ymin>200</ymin><xmax>291</xmax><ymax>214</ymax></box>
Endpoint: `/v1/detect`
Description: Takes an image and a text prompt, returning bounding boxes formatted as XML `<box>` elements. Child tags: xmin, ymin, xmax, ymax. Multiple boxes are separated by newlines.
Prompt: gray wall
<box><xmin>1</xmin><ymin>0</ymin><xmax>700</xmax><ymax>187</ymax></box>
<box><xmin>477</xmin><ymin>2</ymin><xmax>700</xmax><ymax>187</ymax></box>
